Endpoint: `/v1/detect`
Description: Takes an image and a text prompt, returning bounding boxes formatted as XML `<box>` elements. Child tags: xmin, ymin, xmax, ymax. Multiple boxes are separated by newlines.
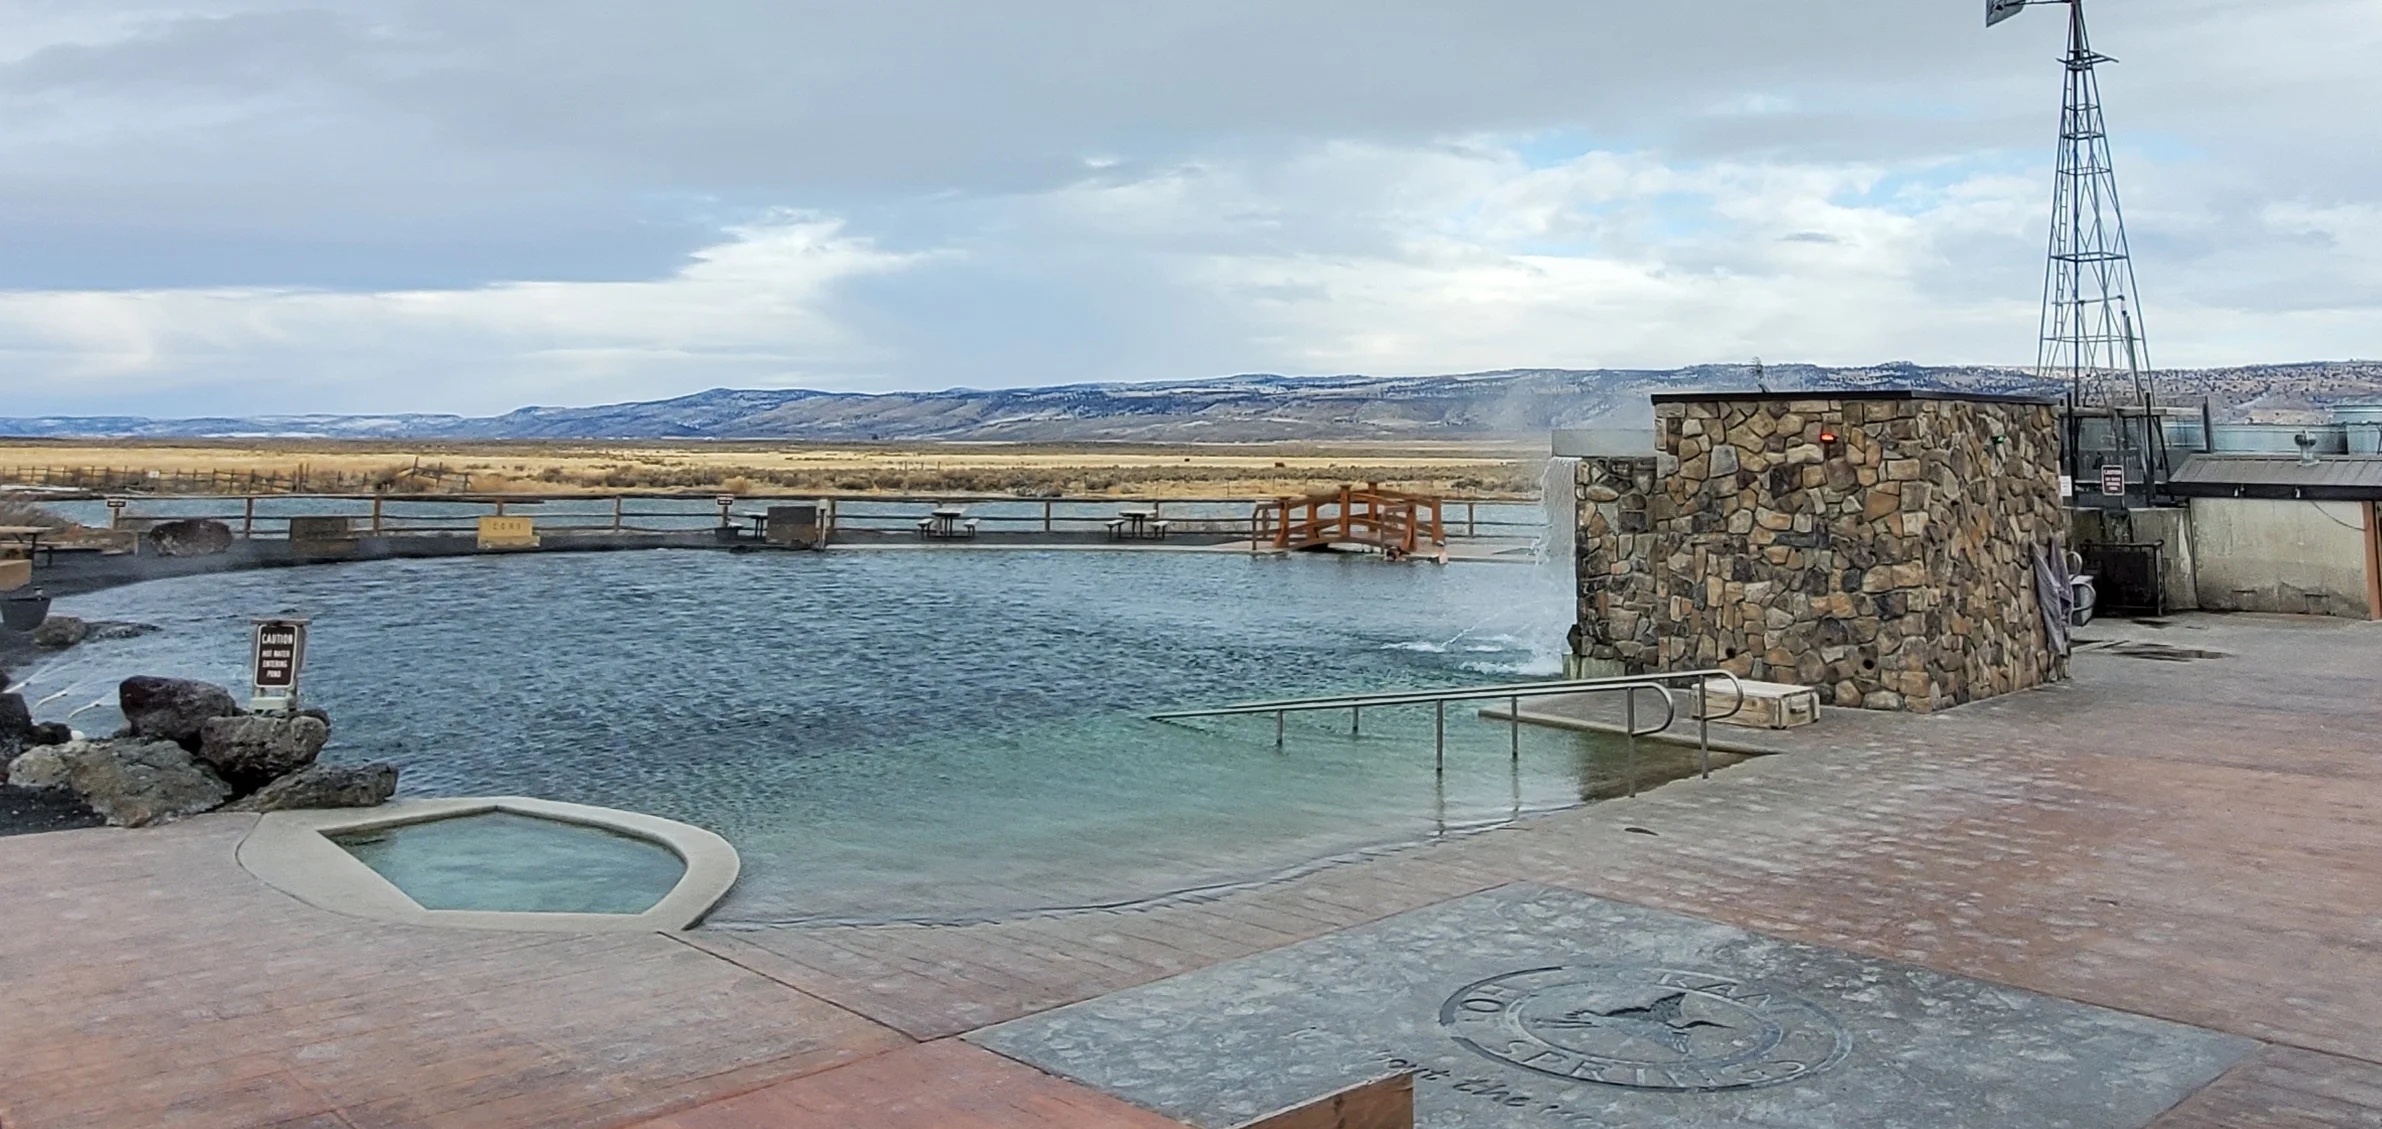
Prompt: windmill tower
<box><xmin>1992</xmin><ymin>0</ymin><xmax>2151</xmax><ymax>409</ymax></box>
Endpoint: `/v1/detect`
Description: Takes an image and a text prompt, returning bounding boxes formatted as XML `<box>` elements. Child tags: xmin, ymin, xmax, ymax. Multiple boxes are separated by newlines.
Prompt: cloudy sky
<box><xmin>1</xmin><ymin>0</ymin><xmax>2376</xmax><ymax>416</ymax></box>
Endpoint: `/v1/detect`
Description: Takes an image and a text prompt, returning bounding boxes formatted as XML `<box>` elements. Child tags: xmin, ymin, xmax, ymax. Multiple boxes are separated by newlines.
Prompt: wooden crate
<box><xmin>1689</xmin><ymin>679</ymin><xmax>1820</xmax><ymax>729</ymax></box>
<box><xmin>0</xmin><ymin>558</ymin><xmax>28</xmax><ymax>591</ymax></box>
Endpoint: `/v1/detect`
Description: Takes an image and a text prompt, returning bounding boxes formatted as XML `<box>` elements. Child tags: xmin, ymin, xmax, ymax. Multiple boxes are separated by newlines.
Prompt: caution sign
<box><xmin>2099</xmin><ymin>464</ymin><xmax>2127</xmax><ymax>496</ymax></box>
<box><xmin>477</xmin><ymin>515</ymin><xmax>540</xmax><ymax>550</ymax></box>
<box><xmin>251</xmin><ymin>617</ymin><xmax>310</xmax><ymax>708</ymax></box>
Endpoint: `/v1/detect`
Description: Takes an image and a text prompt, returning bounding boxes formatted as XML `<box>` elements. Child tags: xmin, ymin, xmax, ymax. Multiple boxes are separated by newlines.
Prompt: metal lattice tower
<box><xmin>2011</xmin><ymin>0</ymin><xmax>2152</xmax><ymax>407</ymax></box>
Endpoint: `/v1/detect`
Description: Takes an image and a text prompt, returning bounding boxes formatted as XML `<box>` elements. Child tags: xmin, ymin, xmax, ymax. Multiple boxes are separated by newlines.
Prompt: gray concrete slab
<box><xmin>970</xmin><ymin>884</ymin><xmax>2254</xmax><ymax>1128</ymax></box>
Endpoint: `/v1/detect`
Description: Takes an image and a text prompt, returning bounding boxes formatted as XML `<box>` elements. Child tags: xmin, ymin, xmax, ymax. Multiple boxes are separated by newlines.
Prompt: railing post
<box><xmin>1434</xmin><ymin>699</ymin><xmax>1445</xmax><ymax>774</ymax></box>
<box><xmin>1276</xmin><ymin>710</ymin><xmax>1286</xmax><ymax>749</ymax></box>
<box><xmin>242</xmin><ymin>496</ymin><xmax>255</xmax><ymax>539</ymax></box>
<box><xmin>370</xmin><ymin>495</ymin><xmax>384</xmax><ymax>535</ymax></box>
<box><xmin>612</xmin><ymin>496</ymin><xmax>625</xmax><ymax>532</ymax></box>
<box><xmin>1510</xmin><ymin>695</ymin><xmax>1520</xmax><ymax>762</ymax></box>
<box><xmin>1625</xmin><ymin>689</ymin><xmax>1639</xmax><ymax>799</ymax></box>
<box><xmin>1697</xmin><ymin>678</ymin><xmax>1711</xmax><ymax>780</ymax></box>
<box><xmin>1043</xmin><ymin>499</ymin><xmax>1052</xmax><ymax>533</ymax></box>
<box><xmin>1351</xmin><ymin>705</ymin><xmax>1360</xmax><ymax>736</ymax></box>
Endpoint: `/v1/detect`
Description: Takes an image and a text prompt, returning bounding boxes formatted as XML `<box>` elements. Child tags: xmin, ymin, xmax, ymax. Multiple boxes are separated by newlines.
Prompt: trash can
<box><xmin>1</xmin><ymin>588</ymin><xmax>51</xmax><ymax>632</ymax></box>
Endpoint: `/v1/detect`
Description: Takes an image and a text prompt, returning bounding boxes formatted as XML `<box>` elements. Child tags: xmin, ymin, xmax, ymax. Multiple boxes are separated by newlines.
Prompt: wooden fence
<box><xmin>0</xmin><ymin>465</ymin><xmax>462</xmax><ymax>495</ymax></box>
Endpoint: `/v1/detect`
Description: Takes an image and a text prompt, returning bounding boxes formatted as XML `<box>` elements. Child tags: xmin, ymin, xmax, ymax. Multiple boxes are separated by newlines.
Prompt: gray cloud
<box><xmin>0</xmin><ymin>0</ymin><xmax>2373</xmax><ymax>413</ymax></box>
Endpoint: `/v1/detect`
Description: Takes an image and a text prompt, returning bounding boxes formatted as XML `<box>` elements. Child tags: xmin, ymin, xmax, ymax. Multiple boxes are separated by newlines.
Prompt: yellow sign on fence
<box><xmin>476</xmin><ymin>516</ymin><xmax>540</xmax><ymax>551</ymax></box>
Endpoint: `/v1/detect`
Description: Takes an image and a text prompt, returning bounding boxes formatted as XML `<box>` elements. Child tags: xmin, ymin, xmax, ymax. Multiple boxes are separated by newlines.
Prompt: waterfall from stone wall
<box><xmin>1540</xmin><ymin>457</ymin><xmax>1580</xmax><ymax>675</ymax></box>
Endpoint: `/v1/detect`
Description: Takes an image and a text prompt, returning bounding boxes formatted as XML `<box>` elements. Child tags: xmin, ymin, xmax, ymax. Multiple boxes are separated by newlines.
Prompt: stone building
<box><xmin>1573</xmin><ymin>391</ymin><xmax>2069</xmax><ymax>712</ymax></box>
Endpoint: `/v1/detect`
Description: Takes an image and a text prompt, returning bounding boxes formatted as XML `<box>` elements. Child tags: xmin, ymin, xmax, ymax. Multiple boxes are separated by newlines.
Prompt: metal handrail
<box><xmin>1151</xmin><ymin>668</ymin><xmax>1750</xmax><ymax>799</ymax></box>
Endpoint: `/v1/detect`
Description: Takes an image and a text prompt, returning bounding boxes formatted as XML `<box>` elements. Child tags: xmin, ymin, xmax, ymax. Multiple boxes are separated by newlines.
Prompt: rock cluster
<box><xmin>1575</xmin><ymin>394</ymin><xmax>2069</xmax><ymax>712</ymax></box>
<box><xmin>146</xmin><ymin>519</ymin><xmax>235</xmax><ymax>557</ymax></box>
<box><xmin>5</xmin><ymin>676</ymin><xmax>397</xmax><ymax>826</ymax></box>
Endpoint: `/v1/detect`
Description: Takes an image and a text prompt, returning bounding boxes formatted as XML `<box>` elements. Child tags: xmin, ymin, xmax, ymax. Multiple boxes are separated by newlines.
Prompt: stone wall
<box><xmin>1575</xmin><ymin>393</ymin><xmax>2069</xmax><ymax>712</ymax></box>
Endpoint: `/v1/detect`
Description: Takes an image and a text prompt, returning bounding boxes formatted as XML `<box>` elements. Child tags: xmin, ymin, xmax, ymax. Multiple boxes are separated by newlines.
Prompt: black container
<box><xmin>1</xmin><ymin>589</ymin><xmax>51</xmax><ymax>632</ymax></box>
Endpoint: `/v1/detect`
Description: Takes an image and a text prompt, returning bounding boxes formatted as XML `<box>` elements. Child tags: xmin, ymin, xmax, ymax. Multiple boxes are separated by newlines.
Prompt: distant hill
<box><xmin>7</xmin><ymin>361</ymin><xmax>2377</xmax><ymax>442</ymax></box>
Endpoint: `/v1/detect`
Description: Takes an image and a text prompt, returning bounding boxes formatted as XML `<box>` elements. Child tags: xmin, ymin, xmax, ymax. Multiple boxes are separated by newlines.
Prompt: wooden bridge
<box><xmin>1256</xmin><ymin>484</ymin><xmax>1445</xmax><ymax>555</ymax></box>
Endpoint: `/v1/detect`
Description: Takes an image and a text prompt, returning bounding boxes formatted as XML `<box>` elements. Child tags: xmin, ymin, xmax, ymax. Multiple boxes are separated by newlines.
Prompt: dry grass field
<box><xmin>0</xmin><ymin>439</ymin><xmax>1545</xmax><ymax>499</ymax></box>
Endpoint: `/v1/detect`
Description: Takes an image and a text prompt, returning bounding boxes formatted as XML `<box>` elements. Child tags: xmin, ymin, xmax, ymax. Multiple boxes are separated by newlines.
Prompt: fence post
<box><xmin>243</xmin><ymin>497</ymin><xmax>255</xmax><ymax>539</ymax></box>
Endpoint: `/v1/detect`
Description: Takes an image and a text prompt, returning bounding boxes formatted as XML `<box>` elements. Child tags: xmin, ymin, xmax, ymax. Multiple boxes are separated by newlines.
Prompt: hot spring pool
<box><xmin>334</xmin><ymin>811</ymin><xmax>686</xmax><ymax>915</ymax></box>
<box><xmin>22</xmin><ymin>548</ymin><xmax>1638</xmax><ymax>926</ymax></box>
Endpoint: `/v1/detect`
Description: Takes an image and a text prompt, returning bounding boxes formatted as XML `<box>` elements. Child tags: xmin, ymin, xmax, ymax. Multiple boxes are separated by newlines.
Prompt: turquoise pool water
<box><xmin>23</xmin><ymin>548</ymin><xmax>1631</xmax><ymax>926</ymax></box>
<box><xmin>334</xmin><ymin>811</ymin><xmax>686</xmax><ymax>914</ymax></box>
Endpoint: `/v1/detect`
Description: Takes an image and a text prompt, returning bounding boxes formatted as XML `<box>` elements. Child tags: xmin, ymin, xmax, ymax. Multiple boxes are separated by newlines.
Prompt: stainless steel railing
<box><xmin>1150</xmin><ymin>669</ymin><xmax>1748</xmax><ymax>798</ymax></box>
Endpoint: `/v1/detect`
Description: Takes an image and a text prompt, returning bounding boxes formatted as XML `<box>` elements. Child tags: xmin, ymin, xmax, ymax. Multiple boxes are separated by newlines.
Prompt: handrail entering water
<box><xmin>1151</xmin><ymin>669</ymin><xmax>1748</xmax><ymax>798</ymax></box>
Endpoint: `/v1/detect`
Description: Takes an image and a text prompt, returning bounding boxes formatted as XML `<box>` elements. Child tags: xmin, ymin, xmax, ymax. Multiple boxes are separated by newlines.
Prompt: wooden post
<box><xmin>2366</xmin><ymin>501</ymin><xmax>2381</xmax><ymax>621</ymax></box>
<box><xmin>242</xmin><ymin>496</ymin><xmax>256</xmax><ymax>539</ymax></box>
<box><xmin>612</xmin><ymin>496</ymin><xmax>625</xmax><ymax>532</ymax></box>
<box><xmin>1467</xmin><ymin>501</ymin><xmax>1476</xmax><ymax>538</ymax></box>
<box><xmin>1043</xmin><ymin>499</ymin><xmax>1052</xmax><ymax>533</ymax></box>
<box><xmin>370</xmin><ymin>495</ymin><xmax>384</xmax><ymax>534</ymax></box>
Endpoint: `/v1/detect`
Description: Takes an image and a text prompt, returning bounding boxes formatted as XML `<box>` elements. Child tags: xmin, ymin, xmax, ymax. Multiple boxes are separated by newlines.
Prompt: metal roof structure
<box><xmin>2167</xmin><ymin>455</ymin><xmax>2382</xmax><ymax>501</ymax></box>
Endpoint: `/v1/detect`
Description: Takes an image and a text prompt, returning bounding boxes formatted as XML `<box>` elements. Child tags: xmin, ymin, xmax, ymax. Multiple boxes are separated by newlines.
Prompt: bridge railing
<box><xmin>1255</xmin><ymin>484</ymin><xmax>1447</xmax><ymax>552</ymax></box>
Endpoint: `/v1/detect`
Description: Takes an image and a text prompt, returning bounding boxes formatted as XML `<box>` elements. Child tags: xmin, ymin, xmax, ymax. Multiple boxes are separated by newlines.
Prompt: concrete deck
<box><xmin>4</xmin><ymin>612</ymin><xmax>2382</xmax><ymax>1127</ymax></box>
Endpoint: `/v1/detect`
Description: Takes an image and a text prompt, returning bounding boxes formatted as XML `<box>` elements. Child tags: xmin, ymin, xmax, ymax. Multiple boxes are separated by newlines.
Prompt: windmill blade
<box><xmin>1988</xmin><ymin>0</ymin><xmax>2029</xmax><ymax>28</ymax></box>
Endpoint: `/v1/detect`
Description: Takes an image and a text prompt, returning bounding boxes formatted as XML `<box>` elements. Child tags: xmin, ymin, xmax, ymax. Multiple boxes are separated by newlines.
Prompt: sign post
<box><xmin>250</xmin><ymin>617</ymin><xmax>311</xmax><ymax>713</ymax></box>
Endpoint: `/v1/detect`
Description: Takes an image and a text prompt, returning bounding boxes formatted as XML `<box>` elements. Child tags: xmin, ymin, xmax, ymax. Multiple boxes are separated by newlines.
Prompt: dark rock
<box><xmin>86</xmin><ymin>622</ymin><xmax>162</xmax><ymax>643</ymax></box>
<box><xmin>0</xmin><ymin>690</ymin><xmax>31</xmax><ymax>752</ymax></box>
<box><xmin>28</xmin><ymin>722</ymin><xmax>71</xmax><ymax>746</ymax></box>
<box><xmin>60</xmin><ymin>739</ymin><xmax>232</xmax><ymax>827</ymax></box>
<box><xmin>119</xmin><ymin>676</ymin><xmax>242</xmax><ymax>749</ymax></box>
<box><xmin>226</xmin><ymin>763</ymin><xmax>398</xmax><ymax>813</ymax></box>
<box><xmin>31</xmin><ymin>615</ymin><xmax>89</xmax><ymax>649</ymax></box>
<box><xmin>197</xmin><ymin>714</ymin><xmax>330</xmax><ymax>793</ymax></box>
<box><xmin>146</xmin><ymin>519</ymin><xmax>235</xmax><ymax>557</ymax></box>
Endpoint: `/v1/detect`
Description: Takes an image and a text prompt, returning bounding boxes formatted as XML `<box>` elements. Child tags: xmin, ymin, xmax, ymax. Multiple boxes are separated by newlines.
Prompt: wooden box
<box><xmin>0</xmin><ymin>558</ymin><xmax>29</xmax><ymax>591</ymax></box>
<box><xmin>1689</xmin><ymin>679</ymin><xmax>1820</xmax><ymax>729</ymax></box>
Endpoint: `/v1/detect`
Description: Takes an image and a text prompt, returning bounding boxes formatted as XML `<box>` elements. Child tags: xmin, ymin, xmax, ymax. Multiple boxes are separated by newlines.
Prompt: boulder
<box><xmin>119</xmin><ymin>676</ymin><xmax>242</xmax><ymax>749</ymax></box>
<box><xmin>1</xmin><ymin>690</ymin><xmax>31</xmax><ymax>752</ymax></box>
<box><xmin>146</xmin><ymin>519</ymin><xmax>235</xmax><ymax>557</ymax></box>
<box><xmin>196</xmin><ymin>714</ymin><xmax>330</xmax><ymax>793</ymax></box>
<box><xmin>28</xmin><ymin>722</ymin><xmax>72</xmax><ymax>746</ymax></box>
<box><xmin>226</xmin><ymin>763</ymin><xmax>398</xmax><ymax>813</ymax></box>
<box><xmin>32</xmin><ymin>615</ymin><xmax>89</xmax><ymax>649</ymax></box>
<box><xmin>59</xmin><ymin>739</ymin><xmax>232</xmax><ymax>826</ymax></box>
<box><xmin>7</xmin><ymin>745</ymin><xmax>69</xmax><ymax>789</ymax></box>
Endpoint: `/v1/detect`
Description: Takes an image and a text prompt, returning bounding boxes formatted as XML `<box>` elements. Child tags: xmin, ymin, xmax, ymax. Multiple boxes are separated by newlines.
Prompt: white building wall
<box><xmin>2187</xmin><ymin>497</ymin><xmax>2375</xmax><ymax>618</ymax></box>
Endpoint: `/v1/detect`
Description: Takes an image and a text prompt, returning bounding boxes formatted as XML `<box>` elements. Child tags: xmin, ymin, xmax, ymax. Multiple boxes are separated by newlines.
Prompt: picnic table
<box><xmin>0</xmin><ymin>525</ymin><xmax>49</xmax><ymax>564</ymax></box>
<box><xmin>917</xmin><ymin>506</ymin><xmax>979</xmax><ymax>540</ymax></box>
<box><xmin>1105</xmin><ymin>507</ymin><xmax>1170</xmax><ymax>541</ymax></box>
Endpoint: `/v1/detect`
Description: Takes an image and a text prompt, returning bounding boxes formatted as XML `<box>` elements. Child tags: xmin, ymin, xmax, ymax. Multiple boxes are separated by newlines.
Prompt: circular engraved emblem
<box><xmin>1440</xmin><ymin>965</ymin><xmax>1850</xmax><ymax>1091</ymax></box>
